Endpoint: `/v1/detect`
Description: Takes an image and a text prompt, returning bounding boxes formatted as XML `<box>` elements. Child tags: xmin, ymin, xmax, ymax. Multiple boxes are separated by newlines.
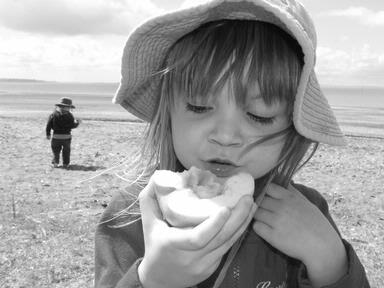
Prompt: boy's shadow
<box><xmin>66</xmin><ymin>164</ymin><xmax>106</xmax><ymax>171</ymax></box>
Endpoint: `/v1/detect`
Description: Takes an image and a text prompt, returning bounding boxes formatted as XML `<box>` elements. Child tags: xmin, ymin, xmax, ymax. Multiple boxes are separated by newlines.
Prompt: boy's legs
<box><xmin>62</xmin><ymin>138</ymin><xmax>72</xmax><ymax>167</ymax></box>
<box><xmin>51</xmin><ymin>138</ymin><xmax>62</xmax><ymax>166</ymax></box>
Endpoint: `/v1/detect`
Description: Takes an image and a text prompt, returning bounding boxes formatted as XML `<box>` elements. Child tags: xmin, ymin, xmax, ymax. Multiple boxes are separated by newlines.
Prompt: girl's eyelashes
<box><xmin>186</xmin><ymin>102</ymin><xmax>275</xmax><ymax>125</ymax></box>
<box><xmin>186</xmin><ymin>103</ymin><xmax>212</xmax><ymax>113</ymax></box>
<box><xmin>247</xmin><ymin>112</ymin><xmax>275</xmax><ymax>125</ymax></box>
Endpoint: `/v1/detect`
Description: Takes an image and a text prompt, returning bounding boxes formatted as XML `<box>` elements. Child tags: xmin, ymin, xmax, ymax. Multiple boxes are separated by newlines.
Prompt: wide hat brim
<box><xmin>56</xmin><ymin>103</ymin><xmax>75</xmax><ymax>108</ymax></box>
<box><xmin>113</xmin><ymin>0</ymin><xmax>346</xmax><ymax>146</ymax></box>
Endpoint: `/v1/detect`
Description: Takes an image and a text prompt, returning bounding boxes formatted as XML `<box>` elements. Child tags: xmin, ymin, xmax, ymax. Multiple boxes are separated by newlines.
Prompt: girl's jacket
<box><xmin>94</xmin><ymin>183</ymin><xmax>370</xmax><ymax>288</ymax></box>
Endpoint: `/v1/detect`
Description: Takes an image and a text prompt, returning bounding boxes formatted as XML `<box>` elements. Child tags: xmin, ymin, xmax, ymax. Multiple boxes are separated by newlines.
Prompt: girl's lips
<box><xmin>204</xmin><ymin>160</ymin><xmax>238</xmax><ymax>178</ymax></box>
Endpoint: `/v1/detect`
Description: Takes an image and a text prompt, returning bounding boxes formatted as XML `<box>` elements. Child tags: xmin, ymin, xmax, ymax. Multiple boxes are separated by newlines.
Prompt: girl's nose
<box><xmin>208</xmin><ymin>104</ymin><xmax>243</xmax><ymax>147</ymax></box>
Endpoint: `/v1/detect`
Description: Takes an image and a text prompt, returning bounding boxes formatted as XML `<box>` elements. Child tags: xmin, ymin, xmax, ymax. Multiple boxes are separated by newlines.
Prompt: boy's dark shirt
<box><xmin>94</xmin><ymin>183</ymin><xmax>371</xmax><ymax>288</ymax></box>
<box><xmin>46</xmin><ymin>110</ymin><xmax>79</xmax><ymax>136</ymax></box>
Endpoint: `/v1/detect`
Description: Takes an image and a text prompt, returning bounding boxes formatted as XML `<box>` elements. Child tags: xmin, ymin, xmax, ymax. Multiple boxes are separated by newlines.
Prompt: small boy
<box><xmin>46</xmin><ymin>97</ymin><xmax>81</xmax><ymax>168</ymax></box>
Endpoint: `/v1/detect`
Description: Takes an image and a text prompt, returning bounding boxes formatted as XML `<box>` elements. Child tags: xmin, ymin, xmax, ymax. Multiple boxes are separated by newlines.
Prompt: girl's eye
<box><xmin>186</xmin><ymin>103</ymin><xmax>212</xmax><ymax>113</ymax></box>
<box><xmin>247</xmin><ymin>112</ymin><xmax>275</xmax><ymax>125</ymax></box>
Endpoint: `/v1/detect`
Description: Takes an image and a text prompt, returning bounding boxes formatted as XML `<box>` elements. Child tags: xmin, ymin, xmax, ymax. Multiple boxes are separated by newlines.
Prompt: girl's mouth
<box><xmin>204</xmin><ymin>159</ymin><xmax>239</xmax><ymax>178</ymax></box>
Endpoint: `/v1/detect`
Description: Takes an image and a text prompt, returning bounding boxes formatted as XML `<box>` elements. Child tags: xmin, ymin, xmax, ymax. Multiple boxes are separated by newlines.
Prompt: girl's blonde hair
<box><xmin>138</xmin><ymin>20</ymin><xmax>317</xmax><ymax>183</ymax></box>
<box><xmin>110</xmin><ymin>20</ymin><xmax>318</xmax><ymax>226</ymax></box>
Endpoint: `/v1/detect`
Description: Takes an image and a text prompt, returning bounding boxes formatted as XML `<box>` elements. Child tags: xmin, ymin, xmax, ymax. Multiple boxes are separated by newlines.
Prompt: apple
<box><xmin>153</xmin><ymin>166</ymin><xmax>254</xmax><ymax>227</ymax></box>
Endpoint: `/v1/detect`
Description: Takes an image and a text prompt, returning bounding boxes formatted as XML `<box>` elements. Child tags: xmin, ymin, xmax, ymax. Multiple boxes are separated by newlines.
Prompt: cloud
<box><xmin>0</xmin><ymin>0</ymin><xmax>164</xmax><ymax>35</ymax></box>
<box><xmin>324</xmin><ymin>7</ymin><xmax>384</xmax><ymax>27</ymax></box>
<box><xmin>0</xmin><ymin>26</ymin><xmax>126</xmax><ymax>82</ymax></box>
<box><xmin>316</xmin><ymin>45</ymin><xmax>384</xmax><ymax>86</ymax></box>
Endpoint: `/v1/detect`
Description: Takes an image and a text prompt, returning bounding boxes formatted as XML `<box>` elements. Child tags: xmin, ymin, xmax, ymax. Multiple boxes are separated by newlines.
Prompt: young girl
<box><xmin>95</xmin><ymin>0</ymin><xmax>370</xmax><ymax>287</ymax></box>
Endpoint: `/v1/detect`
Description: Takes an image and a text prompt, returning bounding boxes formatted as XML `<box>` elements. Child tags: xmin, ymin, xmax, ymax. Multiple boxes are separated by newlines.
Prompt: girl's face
<box><xmin>170</xmin><ymin>81</ymin><xmax>291</xmax><ymax>179</ymax></box>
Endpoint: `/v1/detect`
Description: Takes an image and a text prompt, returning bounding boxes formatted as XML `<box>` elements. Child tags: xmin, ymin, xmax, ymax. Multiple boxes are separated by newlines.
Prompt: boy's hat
<box><xmin>56</xmin><ymin>97</ymin><xmax>75</xmax><ymax>108</ymax></box>
<box><xmin>113</xmin><ymin>0</ymin><xmax>346</xmax><ymax>146</ymax></box>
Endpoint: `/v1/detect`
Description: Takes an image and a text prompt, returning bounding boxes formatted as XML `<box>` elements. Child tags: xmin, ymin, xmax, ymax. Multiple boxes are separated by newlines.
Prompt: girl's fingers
<box><xmin>288</xmin><ymin>184</ymin><xmax>306</xmax><ymax>200</ymax></box>
<box><xmin>206</xmin><ymin>201</ymin><xmax>257</xmax><ymax>260</ymax></box>
<box><xmin>253</xmin><ymin>206</ymin><xmax>276</xmax><ymax>226</ymax></box>
<box><xmin>224</xmin><ymin>201</ymin><xmax>257</xmax><ymax>247</ymax></box>
<box><xmin>253</xmin><ymin>220</ymin><xmax>273</xmax><ymax>242</ymax></box>
<box><xmin>205</xmin><ymin>197</ymin><xmax>256</xmax><ymax>254</ymax></box>
<box><xmin>265</xmin><ymin>183</ymin><xmax>288</xmax><ymax>200</ymax></box>
<box><xmin>169</xmin><ymin>207</ymin><xmax>231</xmax><ymax>250</ymax></box>
<box><xmin>205</xmin><ymin>256</ymin><xmax>223</xmax><ymax>279</ymax></box>
<box><xmin>139</xmin><ymin>179</ymin><xmax>167</xmax><ymax>232</ymax></box>
<box><xmin>259</xmin><ymin>195</ymin><xmax>280</xmax><ymax>212</ymax></box>
<box><xmin>204</xmin><ymin>196</ymin><xmax>254</xmax><ymax>249</ymax></box>
<box><xmin>172</xmin><ymin>195</ymin><xmax>254</xmax><ymax>251</ymax></box>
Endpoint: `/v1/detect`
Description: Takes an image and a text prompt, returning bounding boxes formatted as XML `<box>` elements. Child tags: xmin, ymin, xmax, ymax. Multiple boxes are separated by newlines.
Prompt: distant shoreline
<box><xmin>0</xmin><ymin>78</ymin><xmax>118</xmax><ymax>85</ymax></box>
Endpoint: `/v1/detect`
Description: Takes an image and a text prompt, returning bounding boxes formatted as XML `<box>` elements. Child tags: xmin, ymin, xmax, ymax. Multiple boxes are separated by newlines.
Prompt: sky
<box><xmin>0</xmin><ymin>0</ymin><xmax>383</xmax><ymax>87</ymax></box>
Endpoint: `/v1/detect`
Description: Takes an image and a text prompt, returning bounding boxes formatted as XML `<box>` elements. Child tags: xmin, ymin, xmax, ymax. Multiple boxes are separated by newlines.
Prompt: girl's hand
<box><xmin>253</xmin><ymin>183</ymin><xmax>348</xmax><ymax>287</ymax></box>
<box><xmin>138</xmin><ymin>176</ymin><xmax>257</xmax><ymax>288</ymax></box>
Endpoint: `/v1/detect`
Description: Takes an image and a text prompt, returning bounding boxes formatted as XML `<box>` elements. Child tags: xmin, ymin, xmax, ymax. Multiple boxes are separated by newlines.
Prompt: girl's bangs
<box><xmin>163</xmin><ymin>20</ymin><xmax>303</xmax><ymax>109</ymax></box>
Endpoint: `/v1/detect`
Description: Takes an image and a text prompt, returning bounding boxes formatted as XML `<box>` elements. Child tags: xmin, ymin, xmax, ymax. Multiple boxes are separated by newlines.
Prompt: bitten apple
<box><xmin>153</xmin><ymin>166</ymin><xmax>254</xmax><ymax>227</ymax></box>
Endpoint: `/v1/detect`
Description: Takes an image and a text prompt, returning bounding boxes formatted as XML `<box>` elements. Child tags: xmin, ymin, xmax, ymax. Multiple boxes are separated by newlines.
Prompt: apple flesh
<box><xmin>153</xmin><ymin>167</ymin><xmax>254</xmax><ymax>227</ymax></box>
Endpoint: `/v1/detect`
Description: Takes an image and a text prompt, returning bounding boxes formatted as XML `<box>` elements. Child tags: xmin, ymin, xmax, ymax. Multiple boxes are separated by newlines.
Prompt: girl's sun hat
<box><xmin>113</xmin><ymin>0</ymin><xmax>346</xmax><ymax>146</ymax></box>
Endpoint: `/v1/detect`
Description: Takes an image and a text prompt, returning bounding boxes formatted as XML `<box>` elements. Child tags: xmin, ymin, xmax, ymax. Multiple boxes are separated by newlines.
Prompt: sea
<box><xmin>1</xmin><ymin>81</ymin><xmax>384</xmax><ymax>107</ymax></box>
<box><xmin>0</xmin><ymin>81</ymin><xmax>131</xmax><ymax>120</ymax></box>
